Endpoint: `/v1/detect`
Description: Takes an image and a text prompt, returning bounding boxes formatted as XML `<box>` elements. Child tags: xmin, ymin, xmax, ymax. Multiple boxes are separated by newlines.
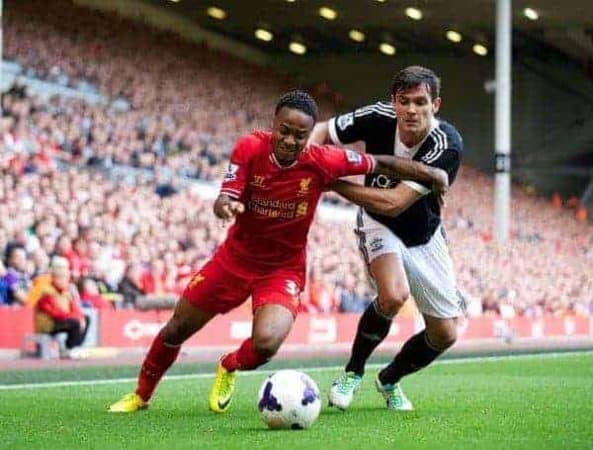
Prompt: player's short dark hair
<box><xmin>391</xmin><ymin>65</ymin><xmax>441</xmax><ymax>100</ymax></box>
<box><xmin>275</xmin><ymin>90</ymin><xmax>319</xmax><ymax>122</ymax></box>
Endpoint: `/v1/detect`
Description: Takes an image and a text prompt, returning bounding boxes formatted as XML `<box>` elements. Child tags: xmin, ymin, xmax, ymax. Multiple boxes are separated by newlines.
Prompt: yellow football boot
<box><xmin>208</xmin><ymin>360</ymin><xmax>237</xmax><ymax>413</ymax></box>
<box><xmin>108</xmin><ymin>393</ymin><xmax>148</xmax><ymax>413</ymax></box>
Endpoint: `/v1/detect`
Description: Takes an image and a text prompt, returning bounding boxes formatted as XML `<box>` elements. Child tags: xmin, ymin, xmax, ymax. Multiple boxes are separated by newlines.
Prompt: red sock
<box><xmin>221</xmin><ymin>338</ymin><xmax>268</xmax><ymax>371</ymax></box>
<box><xmin>135</xmin><ymin>331</ymin><xmax>181</xmax><ymax>401</ymax></box>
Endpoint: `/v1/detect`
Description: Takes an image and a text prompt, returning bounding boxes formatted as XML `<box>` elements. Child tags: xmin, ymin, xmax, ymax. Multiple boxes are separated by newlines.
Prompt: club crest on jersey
<box><xmin>223</xmin><ymin>163</ymin><xmax>239</xmax><ymax>181</ymax></box>
<box><xmin>336</xmin><ymin>113</ymin><xmax>354</xmax><ymax>130</ymax></box>
<box><xmin>298</xmin><ymin>177</ymin><xmax>312</xmax><ymax>196</ymax></box>
<box><xmin>285</xmin><ymin>280</ymin><xmax>299</xmax><ymax>296</ymax></box>
<box><xmin>346</xmin><ymin>150</ymin><xmax>362</xmax><ymax>164</ymax></box>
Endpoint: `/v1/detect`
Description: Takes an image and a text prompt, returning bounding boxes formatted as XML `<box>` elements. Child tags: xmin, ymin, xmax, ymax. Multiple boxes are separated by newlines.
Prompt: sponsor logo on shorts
<box><xmin>369</xmin><ymin>237</ymin><xmax>383</xmax><ymax>252</ymax></box>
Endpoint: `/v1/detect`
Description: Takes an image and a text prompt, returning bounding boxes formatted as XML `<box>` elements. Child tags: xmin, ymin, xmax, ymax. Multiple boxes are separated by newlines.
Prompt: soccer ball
<box><xmin>257</xmin><ymin>370</ymin><xmax>322</xmax><ymax>430</ymax></box>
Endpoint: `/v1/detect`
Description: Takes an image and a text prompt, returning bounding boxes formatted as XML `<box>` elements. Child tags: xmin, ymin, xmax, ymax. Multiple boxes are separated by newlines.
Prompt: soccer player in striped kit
<box><xmin>310</xmin><ymin>66</ymin><xmax>465</xmax><ymax>411</ymax></box>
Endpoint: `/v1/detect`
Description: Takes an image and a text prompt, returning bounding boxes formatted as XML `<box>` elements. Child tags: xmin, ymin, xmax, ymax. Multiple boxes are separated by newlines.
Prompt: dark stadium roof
<box><xmin>142</xmin><ymin>0</ymin><xmax>593</xmax><ymax>63</ymax></box>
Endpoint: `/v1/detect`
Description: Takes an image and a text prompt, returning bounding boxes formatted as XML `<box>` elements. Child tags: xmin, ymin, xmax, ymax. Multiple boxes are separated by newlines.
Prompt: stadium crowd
<box><xmin>1</xmin><ymin>0</ymin><xmax>592</xmax><ymax>320</ymax></box>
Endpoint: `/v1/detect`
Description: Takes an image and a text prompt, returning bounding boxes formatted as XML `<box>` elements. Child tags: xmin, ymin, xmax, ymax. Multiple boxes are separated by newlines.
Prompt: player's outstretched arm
<box><xmin>372</xmin><ymin>155</ymin><xmax>449</xmax><ymax>205</ymax></box>
<box><xmin>213</xmin><ymin>194</ymin><xmax>245</xmax><ymax>220</ymax></box>
<box><xmin>330</xmin><ymin>180</ymin><xmax>421</xmax><ymax>217</ymax></box>
<box><xmin>307</xmin><ymin>121</ymin><xmax>330</xmax><ymax>145</ymax></box>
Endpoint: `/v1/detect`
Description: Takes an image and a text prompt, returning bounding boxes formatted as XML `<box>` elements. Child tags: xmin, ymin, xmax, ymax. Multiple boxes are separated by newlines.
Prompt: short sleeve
<box><xmin>421</xmin><ymin>148</ymin><xmax>461</xmax><ymax>182</ymax></box>
<box><xmin>313</xmin><ymin>146</ymin><xmax>375</xmax><ymax>183</ymax></box>
<box><xmin>411</xmin><ymin>145</ymin><xmax>462</xmax><ymax>193</ymax></box>
<box><xmin>220</xmin><ymin>136</ymin><xmax>253</xmax><ymax>199</ymax></box>
<box><xmin>410</xmin><ymin>130</ymin><xmax>463</xmax><ymax>195</ymax></box>
<box><xmin>328</xmin><ymin>102</ymin><xmax>392</xmax><ymax>145</ymax></box>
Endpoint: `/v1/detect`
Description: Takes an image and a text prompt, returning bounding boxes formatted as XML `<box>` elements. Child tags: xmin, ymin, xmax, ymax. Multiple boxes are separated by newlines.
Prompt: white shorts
<box><xmin>355</xmin><ymin>209</ymin><xmax>464</xmax><ymax>319</ymax></box>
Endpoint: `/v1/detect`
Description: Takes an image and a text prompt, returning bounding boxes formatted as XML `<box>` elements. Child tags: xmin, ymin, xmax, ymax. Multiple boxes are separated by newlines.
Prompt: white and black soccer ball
<box><xmin>257</xmin><ymin>370</ymin><xmax>322</xmax><ymax>430</ymax></box>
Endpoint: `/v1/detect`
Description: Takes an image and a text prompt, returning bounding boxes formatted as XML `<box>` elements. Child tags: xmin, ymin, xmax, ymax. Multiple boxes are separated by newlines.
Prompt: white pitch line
<box><xmin>0</xmin><ymin>350</ymin><xmax>591</xmax><ymax>391</ymax></box>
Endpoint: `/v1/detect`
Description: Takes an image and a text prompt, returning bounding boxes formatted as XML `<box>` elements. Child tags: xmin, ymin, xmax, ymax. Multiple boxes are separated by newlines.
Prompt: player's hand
<box><xmin>214</xmin><ymin>197</ymin><xmax>245</xmax><ymax>220</ymax></box>
<box><xmin>430</xmin><ymin>168</ymin><xmax>449</xmax><ymax>207</ymax></box>
<box><xmin>223</xmin><ymin>200</ymin><xmax>245</xmax><ymax>219</ymax></box>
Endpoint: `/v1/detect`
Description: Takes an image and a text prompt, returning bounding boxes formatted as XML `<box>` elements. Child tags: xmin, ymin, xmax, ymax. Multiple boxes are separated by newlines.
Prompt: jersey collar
<box><xmin>269</xmin><ymin>149</ymin><xmax>302</xmax><ymax>169</ymax></box>
<box><xmin>395</xmin><ymin>117</ymin><xmax>439</xmax><ymax>154</ymax></box>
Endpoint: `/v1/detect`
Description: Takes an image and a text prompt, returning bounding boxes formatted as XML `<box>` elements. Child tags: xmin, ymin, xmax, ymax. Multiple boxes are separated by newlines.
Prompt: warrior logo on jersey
<box><xmin>346</xmin><ymin>150</ymin><xmax>362</xmax><ymax>164</ymax></box>
<box><xmin>336</xmin><ymin>112</ymin><xmax>354</xmax><ymax>131</ymax></box>
<box><xmin>250</xmin><ymin>175</ymin><xmax>266</xmax><ymax>187</ymax></box>
<box><xmin>223</xmin><ymin>163</ymin><xmax>239</xmax><ymax>181</ymax></box>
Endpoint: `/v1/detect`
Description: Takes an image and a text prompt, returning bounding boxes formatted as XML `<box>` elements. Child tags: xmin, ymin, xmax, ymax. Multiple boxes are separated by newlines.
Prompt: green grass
<box><xmin>1</xmin><ymin>353</ymin><xmax>592</xmax><ymax>450</ymax></box>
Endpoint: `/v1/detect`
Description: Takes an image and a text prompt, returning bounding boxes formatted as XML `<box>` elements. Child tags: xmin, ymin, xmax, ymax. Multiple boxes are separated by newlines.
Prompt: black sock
<box><xmin>345</xmin><ymin>300</ymin><xmax>392</xmax><ymax>376</ymax></box>
<box><xmin>378</xmin><ymin>330</ymin><xmax>443</xmax><ymax>385</ymax></box>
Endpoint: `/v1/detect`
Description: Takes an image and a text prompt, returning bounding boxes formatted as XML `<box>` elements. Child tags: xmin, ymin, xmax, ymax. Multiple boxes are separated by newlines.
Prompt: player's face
<box><xmin>272</xmin><ymin>107</ymin><xmax>315</xmax><ymax>166</ymax></box>
<box><xmin>392</xmin><ymin>84</ymin><xmax>441</xmax><ymax>138</ymax></box>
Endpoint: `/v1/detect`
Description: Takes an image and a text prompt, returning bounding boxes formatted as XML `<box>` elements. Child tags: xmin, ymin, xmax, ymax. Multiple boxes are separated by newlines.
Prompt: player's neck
<box><xmin>398</xmin><ymin>128</ymin><xmax>429</xmax><ymax>148</ymax></box>
<box><xmin>398</xmin><ymin>116</ymin><xmax>435</xmax><ymax>148</ymax></box>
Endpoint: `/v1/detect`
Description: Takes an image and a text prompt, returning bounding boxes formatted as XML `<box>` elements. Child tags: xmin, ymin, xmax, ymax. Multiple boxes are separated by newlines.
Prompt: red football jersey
<box><xmin>218</xmin><ymin>131</ymin><xmax>375</xmax><ymax>271</ymax></box>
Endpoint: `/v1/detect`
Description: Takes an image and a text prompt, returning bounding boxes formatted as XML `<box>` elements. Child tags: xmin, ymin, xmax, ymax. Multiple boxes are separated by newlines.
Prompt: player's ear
<box><xmin>432</xmin><ymin>97</ymin><xmax>442</xmax><ymax>114</ymax></box>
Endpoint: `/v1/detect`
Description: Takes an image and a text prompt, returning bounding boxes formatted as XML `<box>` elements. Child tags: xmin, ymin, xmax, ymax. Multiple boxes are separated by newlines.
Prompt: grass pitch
<box><xmin>1</xmin><ymin>352</ymin><xmax>592</xmax><ymax>450</ymax></box>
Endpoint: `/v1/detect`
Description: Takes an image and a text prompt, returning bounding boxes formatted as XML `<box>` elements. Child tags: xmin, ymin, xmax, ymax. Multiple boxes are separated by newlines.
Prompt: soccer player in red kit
<box><xmin>109</xmin><ymin>90</ymin><xmax>448</xmax><ymax>414</ymax></box>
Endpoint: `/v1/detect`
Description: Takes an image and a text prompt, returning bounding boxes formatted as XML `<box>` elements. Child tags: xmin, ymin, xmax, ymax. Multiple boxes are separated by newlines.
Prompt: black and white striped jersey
<box><xmin>328</xmin><ymin>101</ymin><xmax>464</xmax><ymax>247</ymax></box>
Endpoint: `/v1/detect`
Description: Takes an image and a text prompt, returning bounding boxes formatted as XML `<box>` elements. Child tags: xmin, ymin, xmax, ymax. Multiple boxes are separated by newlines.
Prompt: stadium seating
<box><xmin>0</xmin><ymin>0</ymin><xmax>591</xmax><ymax>320</ymax></box>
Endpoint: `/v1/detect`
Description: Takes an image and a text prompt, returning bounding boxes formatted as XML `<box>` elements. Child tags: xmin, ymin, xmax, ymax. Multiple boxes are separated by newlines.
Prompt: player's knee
<box><xmin>377</xmin><ymin>290</ymin><xmax>409</xmax><ymax>317</ymax></box>
<box><xmin>427</xmin><ymin>327</ymin><xmax>457</xmax><ymax>350</ymax></box>
<box><xmin>161</xmin><ymin>318</ymin><xmax>191</xmax><ymax>346</ymax></box>
<box><xmin>252</xmin><ymin>331</ymin><xmax>282</xmax><ymax>359</ymax></box>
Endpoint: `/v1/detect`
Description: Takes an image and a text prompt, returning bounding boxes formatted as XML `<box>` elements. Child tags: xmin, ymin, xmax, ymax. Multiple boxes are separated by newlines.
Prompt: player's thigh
<box><xmin>251</xmin><ymin>304</ymin><xmax>295</xmax><ymax>354</ymax></box>
<box><xmin>181</xmin><ymin>256</ymin><xmax>252</xmax><ymax>315</ymax></box>
<box><xmin>163</xmin><ymin>297</ymin><xmax>217</xmax><ymax>345</ymax></box>
<box><xmin>251</xmin><ymin>269</ymin><xmax>303</xmax><ymax>352</ymax></box>
<box><xmin>369</xmin><ymin>253</ymin><xmax>411</xmax><ymax>302</ymax></box>
<box><xmin>357</xmin><ymin>223</ymin><xmax>410</xmax><ymax>300</ymax></box>
<box><xmin>252</xmin><ymin>269</ymin><xmax>304</xmax><ymax>318</ymax></box>
<box><xmin>405</xmin><ymin>229</ymin><xmax>462</xmax><ymax>319</ymax></box>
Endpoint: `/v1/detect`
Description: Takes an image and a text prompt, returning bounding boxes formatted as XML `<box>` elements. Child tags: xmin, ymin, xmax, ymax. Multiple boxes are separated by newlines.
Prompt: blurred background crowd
<box><xmin>1</xmin><ymin>0</ymin><xmax>592</xmax><ymax>320</ymax></box>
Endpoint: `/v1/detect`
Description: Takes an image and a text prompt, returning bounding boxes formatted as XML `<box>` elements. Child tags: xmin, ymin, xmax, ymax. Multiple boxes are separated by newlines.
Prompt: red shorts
<box><xmin>181</xmin><ymin>252</ymin><xmax>305</xmax><ymax>317</ymax></box>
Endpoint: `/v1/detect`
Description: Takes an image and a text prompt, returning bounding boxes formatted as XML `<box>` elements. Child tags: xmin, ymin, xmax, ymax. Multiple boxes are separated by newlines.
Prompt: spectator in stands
<box><xmin>79</xmin><ymin>277</ymin><xmax>113</xmax><ymax>309</ymax></box>
<box><xmin>306</xmin><ymin>267</ymin><xmax>339</xmax><ymax>313</ymax></box>
<box><xmin>118</xmin><ymin>263</ymin><xmax>146</xmax><ymax>308</ymax></box>
<box><xmin>339</xmin><ymin>279</ymin><xmax>373</xmax><ymax>313</ymax></box>
<box><xmin>0</xmin><ymin>260</ymin><xmax>9</xmax><ymax>306</ymax></box>
<box><xmin>2</xmin><ymin>246</ymin><xmax>31</xmax><ymax>305</ymax></box>
<box><xmin>0</xmin><ymin>0</ymin><xmax>592</xmax><ymax>320</ymax></box>
<box><xmin>34</xmin><ymin>256</ymin><xmax>88</xmax><ymax>356</ymax></box>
